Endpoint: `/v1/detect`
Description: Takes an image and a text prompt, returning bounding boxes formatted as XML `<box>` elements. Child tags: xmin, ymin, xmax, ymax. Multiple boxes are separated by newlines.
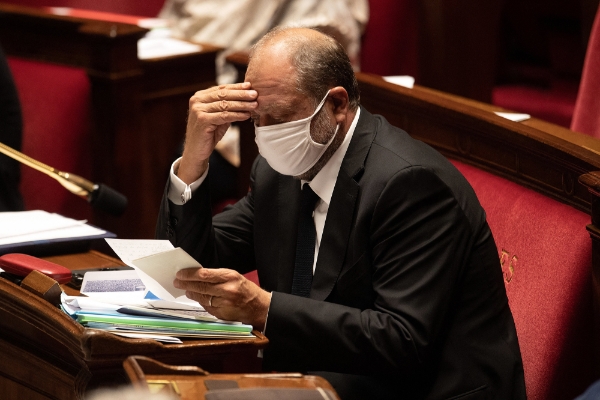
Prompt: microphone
<box><xmin>0</xmin><ymin>141</ymin><xmax>127</xmax><ymax>216</ymax></box>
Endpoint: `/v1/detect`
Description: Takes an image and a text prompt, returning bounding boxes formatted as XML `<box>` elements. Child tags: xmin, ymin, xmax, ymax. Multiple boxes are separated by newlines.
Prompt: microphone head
<box><xmin>89</xmin><ymin>184</ymin><xmax>128</xmax><ymax>216</ymax></box>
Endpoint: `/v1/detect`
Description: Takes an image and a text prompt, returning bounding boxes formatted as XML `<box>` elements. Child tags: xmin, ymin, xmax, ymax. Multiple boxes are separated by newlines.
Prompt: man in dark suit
<box><xmin>156</xmin><ymin>27</ymin><xmax>526</xmax><ymax>399</ymax></box>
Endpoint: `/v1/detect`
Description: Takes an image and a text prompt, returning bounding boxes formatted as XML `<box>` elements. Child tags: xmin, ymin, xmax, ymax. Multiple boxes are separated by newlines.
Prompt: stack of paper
<box><xmin>61</xmin><ymin>239</ymin><xmax>255</xmax><ymax>343</ymax></box>
<box><xmin>62</xmin><ymin>294</ymin><xmax>254</xmax><ymax>343</ymax></box>
<box><xmin>78</xmin><ymin>314</ymin><xmax>253</xmax><ymax>340</ymax></box>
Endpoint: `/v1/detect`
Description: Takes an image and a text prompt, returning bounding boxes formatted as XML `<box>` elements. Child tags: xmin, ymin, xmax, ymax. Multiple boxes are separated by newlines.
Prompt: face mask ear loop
<box><xmin>306</xmin><ymin>90</ymin><xmax>332</xmax><ymax>142</ymax></box>
<box><xmin>312</xmin><ymin>90</ymin><xmax>331</xmax><ymax>117</ymax></box>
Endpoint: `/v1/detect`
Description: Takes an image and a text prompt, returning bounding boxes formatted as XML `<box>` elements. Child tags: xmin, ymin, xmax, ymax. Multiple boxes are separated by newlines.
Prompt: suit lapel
<box><xmin>310</xmin><ymin>108</ymin><xmax>377</xmax><ymax>300</ymax></box>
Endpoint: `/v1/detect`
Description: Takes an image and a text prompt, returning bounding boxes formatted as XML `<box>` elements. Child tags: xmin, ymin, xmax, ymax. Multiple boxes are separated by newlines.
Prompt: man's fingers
<box><xmin>192</xmin><ymin>84</ymin><xmax>257</xmax><ymax>103</ymax></box>
<box><xmin>176</xmin><ymin>267</ymin><xmax>235</xmax><ymax>283</ymax></box>
<box><xmin>190</xmin><ymin>110</ymin><xmax>252</xmax><ymax>127</ymax></box>
<box><xmin>182</xmin><ymin>290</ymin><xmax>213</xmax><ymax>306</ymax></box>
<box><xmin>196</xmin><ymin>100</ymin><xmax>258</xmax><ymax>114</ymax></box>
<box><xmin>210</xmin><ymin>87</ymin><xmax>257</xmax><ymax>102</ymax></box>
<box><xmin>187</xmin><ymin>98</ymin><xmax>256</xmax><ymax>128</ymax></box>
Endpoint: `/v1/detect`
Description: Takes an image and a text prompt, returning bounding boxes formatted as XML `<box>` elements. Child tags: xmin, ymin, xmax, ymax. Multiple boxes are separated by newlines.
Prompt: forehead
<box><xmin>245</xmin><ymin>45</ymin><xmax>311</xmax><ymax>116</ymax></box>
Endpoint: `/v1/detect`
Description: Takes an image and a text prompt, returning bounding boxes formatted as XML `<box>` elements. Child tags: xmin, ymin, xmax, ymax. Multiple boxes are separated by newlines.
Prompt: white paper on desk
<box><xmin>0</xmin><ymin>210</ymin><xmax>106</xmax><ymax>244</ymax></box>
<box><xmin>132</xmin><ymin>248</ymin><xmax>202</xmax><ymax>301</ymax></box>
<box><xmin>62</xmin><ymin>295</ymin><xmax>122</xmax><ymax>315</ymax></box>
<box><xmin>109</xmin><ymin>331</ymin><xmax>182</xmax><ymax>344</ymax></box>
<box><xmin>383</xmin><ymin>75</ymin><xmax>415</xmax><ymax>89</ymax></box>
<box><xmin>148</xmin><ymin>298</ymin><xmax>205</xmax><ymax>310</ymax></box>
<box><xmin>138</xmin><ymin>36</ymin><xmax>202</xmax><ymax>60</ymax></box>
<box><xmin>494</xmin><ymin>112</ymin><xmax>531</xmax><ymax>122</ymax></box>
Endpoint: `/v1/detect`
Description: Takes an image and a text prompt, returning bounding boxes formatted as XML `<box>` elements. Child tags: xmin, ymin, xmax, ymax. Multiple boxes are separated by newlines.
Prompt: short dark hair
<box><xmin>251</xmin><ymin>27</ymin><xmax>360</xmax><ymax>111</ymax></box>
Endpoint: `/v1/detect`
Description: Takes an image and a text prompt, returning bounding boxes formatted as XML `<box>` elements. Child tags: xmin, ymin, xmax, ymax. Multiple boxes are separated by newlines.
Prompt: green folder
<box><xmin>85</xmin><ymin>323</ymin><xmax>253</xmax><ymax>337</ymax></box>
<box><xmin>76</xmin><ymin>313</ymin><xmax>252</xmax><ymax>333</ymax></box>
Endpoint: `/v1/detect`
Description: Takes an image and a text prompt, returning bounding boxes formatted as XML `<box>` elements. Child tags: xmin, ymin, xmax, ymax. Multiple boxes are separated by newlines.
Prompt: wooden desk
<box><xmin>0</xmin><ymin>3</ymin><xmax>221</xmax><ymax>239</ymax></box>
<box><xmin>0</xmin><ymin>251</ymin><xmax>267</xmax><ymax>400</ymax></box>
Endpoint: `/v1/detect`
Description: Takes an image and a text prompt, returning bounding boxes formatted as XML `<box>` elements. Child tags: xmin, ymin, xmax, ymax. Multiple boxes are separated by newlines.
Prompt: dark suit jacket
<box><xmin>156</xmin><ymin>108</ymin><xmax>526</xmax><ymax>399</ymax></box>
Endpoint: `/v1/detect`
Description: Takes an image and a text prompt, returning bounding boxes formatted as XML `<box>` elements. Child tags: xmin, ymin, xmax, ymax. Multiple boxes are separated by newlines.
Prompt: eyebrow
<box><xmin>256</xmin><ymin>99</ymin><xmax>296</xmax><ymax>119</ymax></box>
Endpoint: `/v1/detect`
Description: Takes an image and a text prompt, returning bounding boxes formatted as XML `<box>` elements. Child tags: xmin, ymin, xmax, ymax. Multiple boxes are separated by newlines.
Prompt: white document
<box><xmin>0</xmin><ymin>210</ymin><xmax>106</xmax><ymax>245</ymax></box>
<box><xmin>105</xmin><ymin>238</ymin><xmax>174</xmax><ymax>265</ymax></box>
<box><xmin>494</xmin><ymin>112</ymin><xmax>531</xmax><ymax>122</ymax></box>
<box><xmin>148</xmin><ymin>298</ymin><xmax>206</xmax><ymax>310</ymax></box>
<box><xmin>132</xmin><ymin>247</ymin><xmax>203</xmax><ymax>300</ymax></box>
<box><xmin>109</xmin><ymin>331</ymin><xmax>183</xmax><ymax>344</ymax></box>
<box><xmin>105</xmin><ymin>239</ymin><xmax>203</xmax><ymax>301</ymax></box>
<box><xmin>61</xmin><ymin>292</ymin><xmax>202</xmax><ymax>316</ymax></box>
<box><xmin>62</xmin><ymin>295</ymin><xmax>122</xmax><ymax>315</ymax></box>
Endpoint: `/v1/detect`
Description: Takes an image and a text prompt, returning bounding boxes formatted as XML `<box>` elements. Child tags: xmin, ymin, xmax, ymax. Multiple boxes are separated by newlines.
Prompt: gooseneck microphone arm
<box><xmin>0</xmin><ymin>141</ymin><xmax>127</xmax><ymax>216</ymax></box>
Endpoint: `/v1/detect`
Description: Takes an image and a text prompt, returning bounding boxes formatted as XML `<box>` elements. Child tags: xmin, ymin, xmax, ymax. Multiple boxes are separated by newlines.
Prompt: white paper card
<box><xmin>105</xmin><ymin>238</ymin><xmax>174</xmax><ymax>266</ymax></box>
<box><xmin>132</xmin><ymin>247</ymin><xmax>202</xmax><ymax>300</ymax></box>
<box><xmin>138</xmin><ymin>37</ymin><xmax>202</xmax><ymax>60</ymax></box>
<box><xmin>494</xmin><ymin>112</ymin><xmax>531</xmax><ymax>122</ymax></box>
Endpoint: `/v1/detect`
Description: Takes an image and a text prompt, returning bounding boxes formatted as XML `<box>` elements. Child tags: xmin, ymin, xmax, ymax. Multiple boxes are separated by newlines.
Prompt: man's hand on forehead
<box><xmin>177</xmin><ymin>82</ymin><xmax>257</xmax><ymax>184</ymax></box>
<box><xmin>191</xmin><ymin>82</ymin><xmax>258</xmax><ymax>120</ymax></box>
<box><xmin>207</xmin><ymin>81</ymin><xmax>258</xmax><ymax>102</ymax></box>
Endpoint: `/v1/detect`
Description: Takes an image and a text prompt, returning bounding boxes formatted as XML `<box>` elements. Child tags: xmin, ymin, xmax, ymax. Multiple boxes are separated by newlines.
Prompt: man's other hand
<box><xmin>177</xmin><ymin>82</ymin><xmax>257</xmax><ymax>184</ymax></box>
<box><xmin>174</xmin><ymin>267</ymin><xmax>271</xmax><ymax>330</ymax></box>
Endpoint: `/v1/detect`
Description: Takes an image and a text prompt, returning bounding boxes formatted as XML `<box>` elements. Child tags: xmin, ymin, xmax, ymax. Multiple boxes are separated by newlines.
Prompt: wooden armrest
<box><xmin>124</xmin><ymin>355</ymin><xmax>340</xmax><ymax>399</ymax></box>
<box><xmin>20</xmin><ymin>270</ymin><xmax>62</xmax><ymax>306</ymax></box>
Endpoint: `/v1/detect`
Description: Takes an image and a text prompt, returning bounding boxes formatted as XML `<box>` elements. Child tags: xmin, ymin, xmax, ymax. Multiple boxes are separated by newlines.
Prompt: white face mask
<box><xmin>254</xmin><ymin>90</ymin><xmax>338</xmax><ymax>176</ymax></box>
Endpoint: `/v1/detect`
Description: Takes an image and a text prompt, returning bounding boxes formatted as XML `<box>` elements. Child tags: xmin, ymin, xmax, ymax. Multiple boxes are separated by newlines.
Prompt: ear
<box><xmin>327</xmin><ymin>86</ymin><xmax>350</xmax><ymax>124</ymax></box>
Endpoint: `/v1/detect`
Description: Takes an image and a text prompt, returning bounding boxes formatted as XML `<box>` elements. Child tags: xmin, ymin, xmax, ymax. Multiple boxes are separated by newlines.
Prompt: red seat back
<box><xmin>8</xmin><ymin>58</ymin><xmax>93</xmax><ymax>220</ymax></box>
<box><xmin>451</xmin><ymin>159</ymin><xmax>595</xmax><ymax>400</ymax></box>
<box><xmin>571</xmin><ymin>6</ymin><xmax>600</xmax><ymax>138</ymax></box>
<box><xmin>360</xmin><ymin>0</ymin><xmax>419</xmax><ymax>78</ymax></box>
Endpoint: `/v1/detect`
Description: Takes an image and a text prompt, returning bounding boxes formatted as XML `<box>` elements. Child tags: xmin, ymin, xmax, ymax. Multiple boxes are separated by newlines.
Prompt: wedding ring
<box><xmin>209</xmin><ymin>295</ymin><xmax>213</xmax><ymax>307</ymax></box>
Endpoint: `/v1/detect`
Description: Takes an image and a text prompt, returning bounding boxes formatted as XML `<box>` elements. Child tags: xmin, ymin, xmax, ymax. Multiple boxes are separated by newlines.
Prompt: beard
<box><xmin>295</xmin><ymin>107</ymin><xmax>344</xmax><ymax>181</ymax></box>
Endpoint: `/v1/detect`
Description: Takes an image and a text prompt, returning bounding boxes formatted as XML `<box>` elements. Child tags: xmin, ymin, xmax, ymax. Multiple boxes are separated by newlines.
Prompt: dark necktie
<box><xmin>292</xmin><ymin>184</ymin><xmax>320</xmax><ymax>297</ymax></box>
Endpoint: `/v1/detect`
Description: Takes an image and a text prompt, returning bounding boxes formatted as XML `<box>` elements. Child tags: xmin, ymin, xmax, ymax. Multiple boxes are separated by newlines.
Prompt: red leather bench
<box><xmin>452</xmin><ymin>159</ymin><xmax>594</xmax><ymax>400</ymax></box>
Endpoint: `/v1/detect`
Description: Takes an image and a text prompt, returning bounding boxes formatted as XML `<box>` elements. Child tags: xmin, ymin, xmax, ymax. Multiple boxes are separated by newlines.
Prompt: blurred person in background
<box><xmin>0</xmin><ymin>44</ymin><xmax>24</xmax><ymax>212</ymax></box>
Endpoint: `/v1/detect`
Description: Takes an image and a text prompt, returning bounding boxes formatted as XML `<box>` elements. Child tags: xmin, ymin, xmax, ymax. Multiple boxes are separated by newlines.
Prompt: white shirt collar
<box><xmin>304</xmin><ymin>107</ymin><xmax>360</xmax><ymax>205</ymax></box>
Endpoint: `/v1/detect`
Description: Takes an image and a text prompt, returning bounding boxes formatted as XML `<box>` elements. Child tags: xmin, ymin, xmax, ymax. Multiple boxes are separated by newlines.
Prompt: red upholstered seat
<box><xmin>571</xmin><ymin>7</ymin><xmax>600</xmax><ymax>138</ymax></box>
<box><xmin>8</xmin><ymin>58</ymin><xmax>93</xmax><ymax>220</ymax></box>
<box><xmin>360</xmin><ymin>0</ymin><xmax>419</xmax><ymax>77</ymax></box>
<box><xmin>490</xmin><ymin>3</ymin><xmax>592</xmax><ymax>129</ymax></box>
<box><xmin>451</xmin><ymin>159</ymin><xmax>594</xmax><ymax>400</ymax></box>
<box><xmin>492</xmin><ymin>81</ymin><xmax>579</xmax><ymax>128</ymax></box>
